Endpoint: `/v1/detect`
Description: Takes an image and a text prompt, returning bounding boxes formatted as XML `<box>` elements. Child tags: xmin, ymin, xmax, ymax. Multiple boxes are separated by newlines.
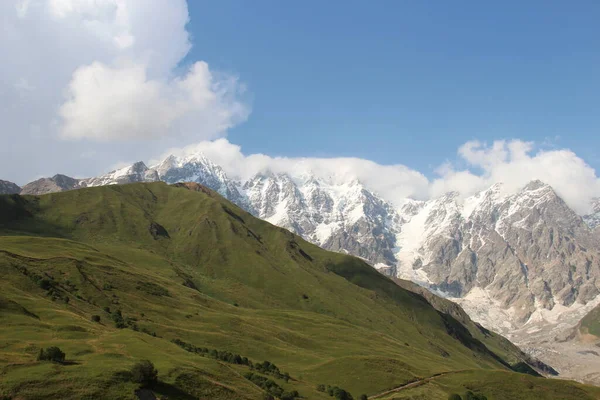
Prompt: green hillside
<box><xmin>0</xmin><ymin>182</ymin><xmax>598</xmax><ymax>399</ymax></box>
<box><xmin>580</xmin><ymin>304</ymin><xmax>600</xmax><ymax>338</ymax></box>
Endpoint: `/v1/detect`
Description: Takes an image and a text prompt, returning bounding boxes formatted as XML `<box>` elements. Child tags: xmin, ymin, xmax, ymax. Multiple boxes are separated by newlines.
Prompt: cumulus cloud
<box><xmin>2</xmin><ymin>1</ymin><xmax>598</xmax><ymax>216</ymax></box>
<box><xmin>156</xmin><ymin>139</ymin><xmax>600</xmax><ymax>215</ymax></box>
<box><xmin>432</xmin><ymin>140</ymin><xmax>600</xmax><ymax>213</ymax></box>
<box><xmin>0</xmin><ymin>0</ymin><xmax>249</xmax><ymax>183</ymax></box>
<box><xmin>59</xmin><ymin>61</ymin><xmax>248</xmax><ymax>140</ymax></box>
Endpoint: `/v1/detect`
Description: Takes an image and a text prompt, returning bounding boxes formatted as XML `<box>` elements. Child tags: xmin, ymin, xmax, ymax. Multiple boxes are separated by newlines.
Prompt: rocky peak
<box><xmin>85</xmin><ymin>161</ymin><xmax>158</xmax><ymax>187</ymax></box>
<box><xmin>584</xmin><ymin>198</ymin><xmax>600</xmax><ymax>230</ymax></box>
<box><xmin>51</xmin><ymin>174</ymin><xmax>79</xmax><ymax>188</ymax></box>
<box><xmin>522</xmin><ymin>179</ymin><xmax>550</xmax><ymax>191</ymax></box>
<box><xmin>394</xmin><ymin>179</ymin><xmax>600</xmax><ymax>333</ymax></box>
<box><xmin>154</xmin><ymin>155</ymin><xmax>178</xmax><ymax>176</ymax></box>
<box><xmin>0</xmin><ymin>180</ymin><xmax>21</xmax><ymax>195</ymax></box>
<box><xmin>20</xmin><ymin>174</ymin><xmax>83</xmax><ymax>195</ymax></box>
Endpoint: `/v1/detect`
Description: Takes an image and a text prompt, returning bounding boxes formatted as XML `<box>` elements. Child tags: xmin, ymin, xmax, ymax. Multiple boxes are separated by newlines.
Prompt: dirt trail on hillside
<box><xmin>368</xmin><ymin>370</ymin><xmax>464</xmax><ymax>399</ymax></box>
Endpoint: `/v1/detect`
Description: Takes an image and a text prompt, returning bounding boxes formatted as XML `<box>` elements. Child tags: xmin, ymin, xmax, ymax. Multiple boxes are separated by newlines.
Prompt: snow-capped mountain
<box><xmin>7</xmin><ymin>152</ymin><xmax>600</xmax><ymax>343</ymax></box>
<box><xmin>85</xmin><ymin>161</ymin><xmax>159</xmax><ymax>187</ymax></box>
<box><xmin>153</xmin><ymin>154</ymin><xmax>248</xmax><ymax>208</ymax></box>
<box><xmin>394</xmin><ymin>180</ymin><xmax>600</xmax><ymax>338</ymax></box>
<box><xmin>584</xmin><ymin>198</ymin><xmax>600</xmax><ymax>230</ymax></box>
<box><xmin>242</xmin><ymin>172</ymin><xmax>399</xmax><ymax>265</ymax></box>
<box><xmin>84</xmin><ymin>154</ymin><xmax>400</xmax><ymax>266</ymax></box>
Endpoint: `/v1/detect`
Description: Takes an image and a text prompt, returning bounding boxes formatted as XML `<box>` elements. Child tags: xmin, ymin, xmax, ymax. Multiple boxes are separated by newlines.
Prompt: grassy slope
<box><xmin>0</xmin><ymin>182</ymin><xmax>598</xmax><ymax>399</ymax></box>
<box><xmin>393</xmin><ymin>278</ymin><xmax>545</xmax><ymax>371</ymax></box>
<box><xmin>377</xmin><ymin>370</ymin><xmax>600</xmax><ymax>400</ymax></box>
<box><xmin>580</xmin><ymin>304</ymin><xmax>600</xmax><ymax>337</ymax></box>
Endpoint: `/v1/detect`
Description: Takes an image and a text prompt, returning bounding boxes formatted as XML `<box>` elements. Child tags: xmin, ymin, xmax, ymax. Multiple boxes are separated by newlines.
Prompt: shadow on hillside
<box><xmin>61</xmin><ymin>360</ymin><xmax>81</xmax><ymax>366</ymax></box>
<box><xmin>150</xmin><ymin>382</ymin><xmax>198</xmax><ymax>400</ymax></box>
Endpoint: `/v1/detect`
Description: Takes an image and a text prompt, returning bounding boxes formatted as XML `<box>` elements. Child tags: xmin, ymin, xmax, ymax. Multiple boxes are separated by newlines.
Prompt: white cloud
<box><xmin>434</xmin><ymin>140</ymin><xmax>600</xmax><ymax>214</ymax></box>
<box><xmin>2</xmin><ymin>1</ymin><xmax>599</xmax><ymax>216</ymax></box>
<box><xmin>0</xmin><ymin>0</ymin><xmax>249</xmax><ymax>153</ymax></box>
<box><xmin>59</xmin><ymin>61</ymin><xmax>247</xmax><ymax>140</ymax></box>
<box><xmin>156</xmin><ymin>139</ymin><xmax>600</xmax><ymax>215</ymax></box>
<box><xmin>0</xmin><ymin>0</ymin><xmax>249</xmax><ymax>183</ymax></box>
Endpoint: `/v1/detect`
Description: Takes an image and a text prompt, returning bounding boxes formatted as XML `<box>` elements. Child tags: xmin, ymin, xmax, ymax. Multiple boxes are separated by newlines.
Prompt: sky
<box><xmin>1</xmin><ymin>0</ymin><xmax>600</xmax><ymax>213</ymax></box>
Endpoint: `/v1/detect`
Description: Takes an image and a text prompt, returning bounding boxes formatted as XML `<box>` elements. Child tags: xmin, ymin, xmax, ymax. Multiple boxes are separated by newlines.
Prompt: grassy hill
<box><xmin>0</xmin><ymin>182</ymin><xmax>598</xmax><ymax>400</ymax></box>
<box><xmin>580</xmin><ymin>304</ymin><xmax>600</xmax><ymax>338</ymax></box>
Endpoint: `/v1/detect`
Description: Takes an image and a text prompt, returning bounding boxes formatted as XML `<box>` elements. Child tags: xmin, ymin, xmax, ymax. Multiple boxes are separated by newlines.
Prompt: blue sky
<box><xmin>186</xmin><ymin>0</ymin><xmax>600</xmax><ymax>174</ymax></box>
<box><xmin>1</xmin><ymin>0</ymin><xmax>599</xmax><ymax>201</ymax></box>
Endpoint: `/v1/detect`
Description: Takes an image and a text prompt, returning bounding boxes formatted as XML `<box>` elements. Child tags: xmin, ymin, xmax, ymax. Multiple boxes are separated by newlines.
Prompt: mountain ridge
<box><xmin>5</xmin><ymin>154</ymin><xmax>600</xmax><ymax>344</ymax></box>
<box><xmin>2</xmin><ymin>181</ymin><xmax>579</xmax><ymax>399</ymax></box>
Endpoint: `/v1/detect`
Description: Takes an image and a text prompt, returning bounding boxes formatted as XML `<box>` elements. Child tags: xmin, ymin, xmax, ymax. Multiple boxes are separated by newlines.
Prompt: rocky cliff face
<box><xmin>395</xmin><ymin>181</ymin><xmax>600</xmax><ymax>330</ymax></box>
<box><xmin>584</xmin><ymin>198</ymin><xmax>600</xmax><ymax>230</ymax></box>
<box><xmin>0</xmin><ymin>180</ymin><xmax>20</xmax><ymax>194</ymax></box>
<box><xmin>242</xmin><ymin>173</ymin><xmax>399</xmax><ymax>265</ymax></box>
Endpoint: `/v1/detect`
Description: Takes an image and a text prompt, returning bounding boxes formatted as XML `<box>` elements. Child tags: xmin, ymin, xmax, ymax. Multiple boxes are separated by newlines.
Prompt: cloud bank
<box><xmin>2</xmin><ymin>2</ymin><xmax>598</xmax><ymax>215</ymax></box>
<box><xmin>160</xmin><ymin>138</ymin><xmax>600</xmax><ymax>215</ymax></box>
<box><xmin>1</xmin><ymin>0</ymin><xmax>249</xmax><ymax>181</ymax></box>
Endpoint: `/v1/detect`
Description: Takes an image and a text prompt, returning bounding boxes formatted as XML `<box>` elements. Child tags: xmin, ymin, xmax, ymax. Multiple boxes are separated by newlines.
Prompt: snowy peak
<box><xmin>243</xmin><ymin>171</ymin><xmax>310</xmax><ymax>233</ymax></box>
<box><xmin>85</xmin><ymin>161</ymin><xmax>158</xmax><ymax>187</ymax></box>
<box><xmin>150</xmin><ymin>153</ymin><xmax>247</xmax><ymax>207</ymax></box>
<box><xmin>584</xmin><ymin>198</ymin><xmax>600</xmax><ymax>229</ymax></box>
<box><xmin>394</xmin><ymin>179</ymin><xmax>600</xmax><ymax>337</ymax></box>
<box><xmin>242</xmin><ymin>171</ymin><xmax>398</xmax><ymax>265</ymax></box>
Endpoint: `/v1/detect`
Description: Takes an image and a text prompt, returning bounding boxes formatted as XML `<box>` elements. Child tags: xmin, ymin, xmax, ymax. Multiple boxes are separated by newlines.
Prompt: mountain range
<box><xmin>4</xmin><ymin>181</ymin><xmax>591</xmax><ymax>399</ymax></box>
<box><xmin>4</xmin><ymin>151</ymin><xmax>600</xmax><ymax>383</ymax></box>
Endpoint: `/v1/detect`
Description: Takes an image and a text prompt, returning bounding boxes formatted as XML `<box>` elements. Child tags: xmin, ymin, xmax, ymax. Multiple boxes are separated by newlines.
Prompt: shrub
<box><xmin>103</xmin><ymin>306</ymin><xmax>111</xmax><ymax>313</ymax></box>
<box><xmin>243</xmin><ymin>372</ymin><xmax>292</xmax><ymax>398</ymax></box>
<box><xmin>448</xmin><ymin>395</ymin><xmax>463</xmax><ymax>400</ymax></box>
<box><xmin>317</xmin><ymin>384</ymin><xmax>326</xmax><ymax>392</ymax></box>
<box><xmin>360</xmin><ymin>395</ymin><xmax>368</xmax><ymax>400</ymax></box>
<box><xmin>464</xmin><ymin>392</ymin><xmax>486</xmax><ymax>400</ymax></box>
<box><xmin>39</xmin><ymin>279</ymin><xmax>52</xmax><ymax>290</ymax></box>
<box><xmin>112</xmin><ymin>310</ymin><xmax>125</xmax><ymax>329</ymax></box>
<box><xmin>130</xmin><ymin>360</ymin><xmax>158</xmax><ymax>388</ymax></box>
<box><xmin>37</xmin><ymin>347</ymin><xmax>65</xmax><ymax>363</ymax></box>
<box><xmin>281</xmin><ymin>391</ymin><xmax>299</xmax><ymax>400</ymax></box>
<box><xmin>91</xmin><ymin>315</ymin><xmax>101</xmax><ymax>322</ymax></box>
<box><xmin>326</xmin><ymin>385</ymin><xmax>354</xmax><ymax>400</ymax></box>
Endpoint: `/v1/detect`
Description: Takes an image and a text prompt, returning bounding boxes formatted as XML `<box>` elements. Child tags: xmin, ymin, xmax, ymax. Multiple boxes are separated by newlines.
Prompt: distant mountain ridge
<box><xmin>3</xmin><ymin>181</ymin><xmax>573</xmax><ymax>398</ymax></box>
<box><xmin>0</xmin><ymin>180</ymin><xmax>20</xmax><ymax>195</ymax></box>
<box><xmin>6</xmin><ymin>153</ymin><xmax>600</xmax><ymax>343</ymax></box>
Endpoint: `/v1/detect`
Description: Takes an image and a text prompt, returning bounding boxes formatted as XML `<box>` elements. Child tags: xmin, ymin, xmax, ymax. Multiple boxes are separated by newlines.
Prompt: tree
<box><xmin>112</xmin><ymin>310</ymin><xmax>125</xmax><ymax>328</ymax></box>
<box><xmin>37</xmin><ymin>347</ymin><xmax>66</xmax><ymax>363</ymax></box>
<box><xmin>39</xmin><ymin>279</ymin><xmax>52</xmax><ymax>290</ymax></box>
<box><xmin>281</xmin><ymin>391</ymin><xmax>299</xmax><ymax>400</ymax></box>
<box><xmin>130</xmin><ymin>360</ymin><xmax>158</xmax><ymax>387</ymax></box>
<box><xmin>91</xmin><ymin>315</ymin><xmax>101</xmax><ymax>322</ymax></box>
